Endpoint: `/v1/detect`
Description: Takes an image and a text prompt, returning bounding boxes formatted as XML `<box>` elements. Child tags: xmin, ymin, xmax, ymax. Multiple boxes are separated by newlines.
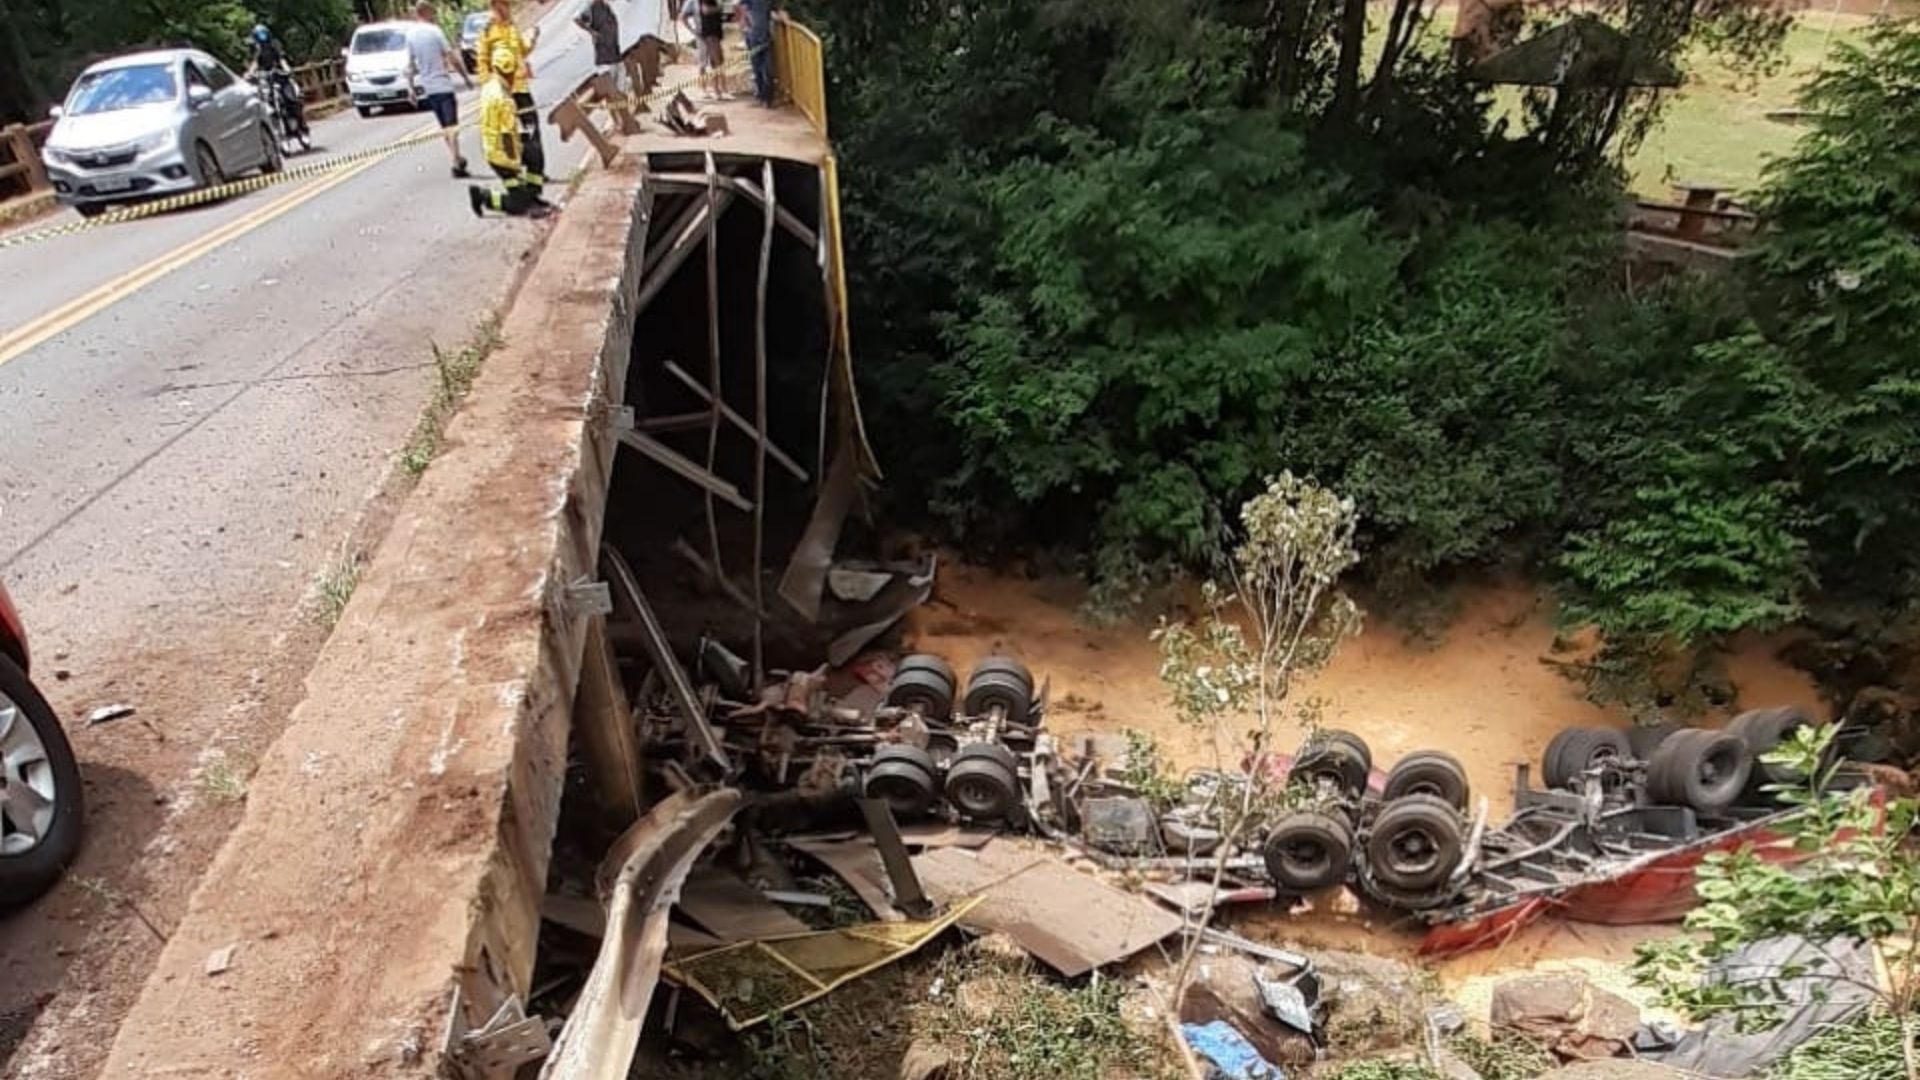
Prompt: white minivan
<box><xmin>344</xmin><ymin>22</ymin><xmax>422</xmax><ymax>116</ymax></box>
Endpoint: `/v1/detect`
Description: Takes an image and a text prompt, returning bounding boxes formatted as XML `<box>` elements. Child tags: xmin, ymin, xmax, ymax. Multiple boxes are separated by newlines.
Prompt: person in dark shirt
<box><xmin>575</xmin><ymin>0</ymin><xmax>622</xmax><ymax>70</ymax></box>
<box><xmin>246</xmin><ymin>25</ymin><xmax>308</xmax><ymax>139</ymax></box>
<box><xmin>737</xmin><ymin>0</ymin><xmax>775</xmax><ymax>106</ymax></box>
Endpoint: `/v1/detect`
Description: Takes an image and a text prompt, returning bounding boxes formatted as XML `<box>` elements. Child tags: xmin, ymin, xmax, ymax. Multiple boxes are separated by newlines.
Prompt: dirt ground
<box><xmin>902</xmin><ymin>558</ymin><xmax>1829</xmax><ymax>1020</ymax></box>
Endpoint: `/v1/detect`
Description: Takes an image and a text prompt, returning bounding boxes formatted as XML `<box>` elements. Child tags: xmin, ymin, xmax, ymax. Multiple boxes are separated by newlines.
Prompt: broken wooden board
<box><xmin>678</xmin><ymin>866</ymin><xmax>811</xmax><ymax>941</ymax></box>
<box><xmin>912</xmin><ymin>840</ymin><xmax>1184</xmax><ymax>977</ymax></box>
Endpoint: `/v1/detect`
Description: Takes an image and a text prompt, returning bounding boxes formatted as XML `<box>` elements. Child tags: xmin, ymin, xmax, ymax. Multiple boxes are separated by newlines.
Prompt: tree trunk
<box><xmin>1363</xmin><ymin>0</ymin><xmax>1423</xmax><ymax>117</ymax></box>
<box><xmin>1328</xmin><ymin>0</ymin><xmax>1368</xmax><ymax>123</ymax></box>
<box><xmin>0</xmin><ymin>0</ymin><xmax>49</xmax><ymax>122</ymax></box>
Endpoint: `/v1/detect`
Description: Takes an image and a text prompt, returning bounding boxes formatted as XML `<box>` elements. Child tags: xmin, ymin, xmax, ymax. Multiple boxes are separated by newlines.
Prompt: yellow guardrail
<box><xmin>772</xmin><ymin>14</ymin><xmax>828</xmax><ymax>138</ymax></box>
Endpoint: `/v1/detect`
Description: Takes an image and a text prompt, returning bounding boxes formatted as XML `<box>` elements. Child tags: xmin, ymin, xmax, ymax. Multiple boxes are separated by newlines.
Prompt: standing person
<box><xmin>476</xmin><ymin>0</ymin><xmax>545</xmax><ymax>187</ymax></box>
<box><xmin>681</xmin><ymin>0</ymin><xmax>728</xmax><ymax>100</ymax></box>
<box><xmin>737</xmin><ymin>0</ymin><xmax>775</xmax><ymax>106</ymax></box>
<box><xmin>574</xmin><ymin>0</ymin><xmax>625</xmax><ymax>97</ymax></box>
<box><xmin>409</xmin><ymin>1</ymin><xmax>474</xmax><ymax>178</ymax></box>
<box><xmin>469</xmin><ymin>45</ymin><xmax>551</xmax><ymax>218</ymax></box>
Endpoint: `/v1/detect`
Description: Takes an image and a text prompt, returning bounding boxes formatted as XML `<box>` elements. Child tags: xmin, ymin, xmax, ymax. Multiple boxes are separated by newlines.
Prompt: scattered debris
<box><xmin>1181</xmin><ymin>1019</ymin><xmax>1286</xmax><ymax>1079</ymax></box>
<box><xmin>678</xmin><ymin>866</ymin><xmax>811</xmax><ymax>942</ymax></box>
<box><xmin>912</xmin><ymin>839</ymin><xmax>1183</xmax><ymax>977</ymax></box>
<box><xmin>84</xmin><ymin>702</ymin><xmax>134</xmax><ymax>726</ymax></box>
<box><xmin>1651</xmin><ymin>935</ymin><xmax>1876</xmax><ymax>1077</ymax></box>
<box><xmin>1489</xmin><ymin>973</ymin><xmax>1639</xmax><ymax>1060</ymax></box>
<box><xmin>662</xmin><ymin>898</ymin><xmax>981</xmax><ymax>1029</ymax></box>
<box><xmin>203</xmin><ymin>943</ymin><xmax>237</xmax><ymax>976</ymax></box>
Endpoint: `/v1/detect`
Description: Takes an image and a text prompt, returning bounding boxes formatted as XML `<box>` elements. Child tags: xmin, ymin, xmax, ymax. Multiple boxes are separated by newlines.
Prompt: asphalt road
<box><xmin>0</xmin><ymin>3</ymin><xmax>663</xmax><ymax>1074</ymax></box>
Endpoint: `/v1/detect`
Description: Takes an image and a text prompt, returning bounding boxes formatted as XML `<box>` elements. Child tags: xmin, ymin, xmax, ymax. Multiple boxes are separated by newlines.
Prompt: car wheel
<box><xmin>194</xmin><ymin>141</ymin><xmax>225</xmax><ymax>189</ymax></box>
<box><xmin>259</xmin><ymin>125</ymin><xmax>283</xmax><ymax>175</ymax></box>
<box><xmin>74</xmin><ymin>202</ymin><xmax>110</xmax><ymax>219</ymax></box>
<box><xmin>0</xmin><ymin>654</ymin><xmax>84</xmax><ymax>907</ymax></box>
<box><xmin>357</xmin><ymin>105</ymin><xmax>375</xmax><ymax>118</ymax></box>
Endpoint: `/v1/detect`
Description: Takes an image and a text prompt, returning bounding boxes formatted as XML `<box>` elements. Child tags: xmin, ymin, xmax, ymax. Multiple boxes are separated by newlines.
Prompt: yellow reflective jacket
<box><xmin>476</xmin><ymin>19</ymin><xmax>533</xmax><ymax>94</ymax></box>
<box><xmin>480</xmin><ymin>78</ymin><xmax>521</xmax><ymax>169</ymax></box>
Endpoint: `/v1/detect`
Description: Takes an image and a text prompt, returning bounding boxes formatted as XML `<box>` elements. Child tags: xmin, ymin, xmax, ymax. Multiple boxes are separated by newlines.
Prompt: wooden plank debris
<box><xmin>912</xmin><ymin>840</ymin><xmax>1184</xmax><ymax>977</ymax></box>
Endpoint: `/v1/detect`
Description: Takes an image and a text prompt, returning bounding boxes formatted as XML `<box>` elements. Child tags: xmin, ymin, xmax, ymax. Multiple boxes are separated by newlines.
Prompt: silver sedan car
<box><xmin>41</xmin><ymin>48</ymin><xmax>282</xmax><ymax>218</ymax></box>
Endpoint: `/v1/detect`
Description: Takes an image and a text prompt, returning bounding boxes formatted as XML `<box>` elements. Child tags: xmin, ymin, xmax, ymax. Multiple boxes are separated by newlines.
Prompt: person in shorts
<box><xmin>575</xmin><ymin>0</ymin><xmax>627</xmax><ymax>97</ymax></box>
<box><xmin>682</xmin><ymin>0</ymin><xmax>729</xmax><ymax>100</ymax></box>
<box><xmin>409</xmin><ymin>2</ymin><xmax>474</xmax><ymax>177</ymax></box>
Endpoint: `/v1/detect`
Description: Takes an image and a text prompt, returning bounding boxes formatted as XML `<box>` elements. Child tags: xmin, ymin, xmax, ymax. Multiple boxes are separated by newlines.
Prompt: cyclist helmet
<box><xmin>252</xmin><ymin>24</ymin><xmax>271</xmax><ymax>43</ymax></box>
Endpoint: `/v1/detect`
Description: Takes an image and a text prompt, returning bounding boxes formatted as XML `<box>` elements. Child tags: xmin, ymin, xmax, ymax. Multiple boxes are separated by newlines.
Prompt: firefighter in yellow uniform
<box><xmin>475</xmin><ymin>0</ymin><xmax>545</xmax><ymax>186</ymax></box>
<box><xmin>469</xmin><ymin>45</ymin><xmax>550</xmax><ymax>218</ymax></box>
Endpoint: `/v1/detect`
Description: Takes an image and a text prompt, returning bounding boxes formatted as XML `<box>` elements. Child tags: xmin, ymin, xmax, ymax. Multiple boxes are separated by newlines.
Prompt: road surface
<box><xmin>0</xmin><ymin>4</ymin><xmax>663</xmax><ymax>1074</ymax></box>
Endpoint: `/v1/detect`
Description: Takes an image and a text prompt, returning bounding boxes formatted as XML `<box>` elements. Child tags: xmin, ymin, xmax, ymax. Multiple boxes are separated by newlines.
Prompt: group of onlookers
<box><xmin>680</xmin><ymin>0</ymin><xmax>777</xmax><ymax>107</ymax></box>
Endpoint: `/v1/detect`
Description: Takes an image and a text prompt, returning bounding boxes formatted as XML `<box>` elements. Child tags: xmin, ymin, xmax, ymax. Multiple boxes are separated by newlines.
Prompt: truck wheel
<box><xmin>0</xmin><ymin>655</ymin><xmax>84</xmax><ymax>908</ymax></box>
<box><xmin>1263</xmin><ymin>811</ymin><xmax>1353</xmax><ymax>893</ymax></box>
<box><xmin>1727</xmin><ymin>706</ymin><xmax>1817</xmax><ymax>786</ymax></box>
<box><xmin>961</xmin><ymin>668</ymin><xmax>1032</xmax><ymax>725</ymax></box>
<box><xmin>1366</xmin><ymin>794</ymin><xmax>1464</xmax><ymax>894</ymax></box>
<box><xmin>1543</xmin><ymin>727</ymin><xmax>1632</xmax><ymax>789</ymax></box>
<box><xmin>865</xmin><ymin>745</ymin><xmax>940</xmax><ymax>818</ymax></box>
<box><xmin>1292</xmin><ymin>730</ymin><xmax>1371</xmax><ymax>796</ymax></box>
<box><xmin>1628</xmin><ymin>721</ymin><xmax>1685</xmax><ymax>760</ymax></box>
<box><xmin>1383</xmin><ymin>750</ymin><xmax>1469</xmax><ymax>809</ymax></box>
<box><xmin>886</xmin><ymin>666</ymin><xmax>954</xmax><ymax>722</ymax></box>
<box><xmin>1647</xmin><ymin>729</ymin><xmax>1751</xmax><ymax>814</ymax></box>
<box><xmin>944</xmin><ymin>743</ymin><xmax>1020</xmax><ymax>820</ymax></box>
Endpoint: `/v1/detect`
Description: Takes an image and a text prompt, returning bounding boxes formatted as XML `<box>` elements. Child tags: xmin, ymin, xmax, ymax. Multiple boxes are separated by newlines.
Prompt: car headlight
<box><xmin>42</xmin><ymin>146</ymin><xmax>71</xmax><ymax>166</ymax></box>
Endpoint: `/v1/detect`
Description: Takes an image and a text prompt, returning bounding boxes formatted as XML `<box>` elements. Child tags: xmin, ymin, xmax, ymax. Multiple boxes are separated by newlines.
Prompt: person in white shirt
<box><xmin>409</xmin><ymin>1</ymin><xmax>475</xmax><ymax>177</ymax></box>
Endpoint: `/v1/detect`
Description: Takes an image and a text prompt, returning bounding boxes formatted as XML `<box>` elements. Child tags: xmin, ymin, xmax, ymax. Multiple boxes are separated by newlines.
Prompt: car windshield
<box><xmin>67</xmin><ymin>64</ymin><xmax>177</xmax><ymax>115</ymax></box>
<box><xmin>352</xmin><ymin>29</ymin><xmax>410</xmax><ymax>54</ymax></box>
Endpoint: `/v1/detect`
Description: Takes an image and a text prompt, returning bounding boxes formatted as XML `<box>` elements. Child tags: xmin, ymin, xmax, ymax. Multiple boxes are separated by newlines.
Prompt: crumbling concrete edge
<box><xmin>97</xmin><ymin>156</ymin><xmax>650</xmax><ymax>1078</ymax></box>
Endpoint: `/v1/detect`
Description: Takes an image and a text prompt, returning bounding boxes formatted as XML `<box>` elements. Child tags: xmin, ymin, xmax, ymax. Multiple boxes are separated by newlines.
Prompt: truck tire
<box><xmin>865</xmin><ymin>745</ymin><xmax>940</xmax><ymax>818</ymax></box>
<box><xmin>886</xmin><ymin>666</ymin><xmax>955</xmax><ymax>722</ymax></box>
<box><xmin>1383</xmin><ymin>750</ymin><xmax>1470</xmax><ymax>809</ymax></box>
<box><xmin>1366</xmin><ymin>794</ymin><xmax>1464</xmax><ymax>894</ymax></box>
<box><xmin>1727</xmin><ymin>706</ymin><xmax>1817</xmax><ymax>787</ymax></box>
<box><xmin>1263</xmin><ymin>811</ymin><xmax>1353</xmax><ymax>893</ymax></box>
<box><xmin>0</xmin><ymin>654</ymin><xmax>84</xmax><ymax>908</ymax></box>
<box><xmin>1543</xmin><ymin>727</ymin><xmax>1632</xmax><ymax>789</ymax></box>
<box><xmin>1292</xmin><ymin>730</ymin><xmax>1372</xmax><ymax>796</ymax></box>
<box><xmin>1647</xmin><ymin>729</ymin><xmax>1751</xmax><ymax>815</ymax></box>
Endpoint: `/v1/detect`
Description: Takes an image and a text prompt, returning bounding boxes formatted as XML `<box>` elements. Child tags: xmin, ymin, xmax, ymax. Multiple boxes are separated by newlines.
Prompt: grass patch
<box><xmin>1448</xmin><ymin>1032</ymin><xmax>1557</xmax><ymax>1080</ymax></box>
<box><xmin>196</xmin><ymin>749</ymin><xmax>252</xmax><ymax>804</ymax></box>
<box><xmin>1368</xmin><ymin>7</ymin><xmax>1869</xmax><ymax>196</ymax></box>
<box><xmin>1330</xmin><ymin>1062</ymin><xmax>1443</xmax><ymax>1080</ymax></box>
<box><xmin>313</xmin><ymin>549</ymin><xmax>364</xmax><ymax>629</ymax></box>
<box><xmin>943</xmin><ymin>969</ymin><xmax>1177</xmax><ymax>1080</ymax></box>
<box><xmin>400</xmin><ymin>318</ymin><xmax>502</xmax><ymax>479</ymax></box>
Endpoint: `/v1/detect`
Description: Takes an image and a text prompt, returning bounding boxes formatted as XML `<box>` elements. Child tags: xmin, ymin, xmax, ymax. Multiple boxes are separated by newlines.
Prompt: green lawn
<box><xmin>1627</xmin><ymin>11</ymin><xmax>1868</xmax><ymax>197</ymax></box>
<box><xmin>1376</xmin><ymin>8</ymin><xmax>1871</xmax><ymax>198</ymax></box>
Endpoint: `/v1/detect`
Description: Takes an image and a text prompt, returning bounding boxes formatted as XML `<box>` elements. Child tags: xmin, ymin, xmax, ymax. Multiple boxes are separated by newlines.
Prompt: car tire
<box><xmin>74</xmin><ymin>203</ymin><xmax>110</xmax><ymax>219</ymax></box>
<box><xmin>1263</xmin><ymin>810</ymin><xmax>1353</xmax><ymax>893</ymax></box>
<box><xmin>193</xmin><ymin>141</ymin><xmax>224</xmax><ymax>190</ymax></box>
<box><xmin>1365</xmin><ymin>793</ymin><xmax>1464</xmax><ymax>894</ymax></box>
<box><xmin>1647</xmin><ymin>729</ymin><xmax>1752</xmax><ymax>815</ymax></box>
<box><xmin>357</xmin><ymin>105</ymin><xmax>375</xmax><ymax>118</ymax></box>
<box><xmin>1383</xmin><ymin>750</ymin><xmax>1470</xmax><ymax>809</ymax></box>
<box><xmin>0</xmin><ymin>654</ymin><xmax>84</xmax><ymax>908</ymax></box>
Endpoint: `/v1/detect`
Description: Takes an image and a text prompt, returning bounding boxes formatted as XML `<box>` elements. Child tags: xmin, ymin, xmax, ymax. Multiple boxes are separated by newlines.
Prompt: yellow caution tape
<box><xmin>0</xmin><ymin>63</ymin><xmax>739</xmax><ymax>252</ymax></box>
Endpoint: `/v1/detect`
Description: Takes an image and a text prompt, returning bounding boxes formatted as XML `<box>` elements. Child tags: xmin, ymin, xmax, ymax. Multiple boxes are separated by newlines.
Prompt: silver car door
<box><xmin>200</xmin><ymin>59</ymin><xmax>253</xmax><ymax>166</ymax></box>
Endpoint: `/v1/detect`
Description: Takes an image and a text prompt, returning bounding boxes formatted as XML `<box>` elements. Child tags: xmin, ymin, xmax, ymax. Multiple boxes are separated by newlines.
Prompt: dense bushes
<box><xmin>809</xmin><ymin>0</ymin><xmax>1920</xmax><ymax>692</ymax></box>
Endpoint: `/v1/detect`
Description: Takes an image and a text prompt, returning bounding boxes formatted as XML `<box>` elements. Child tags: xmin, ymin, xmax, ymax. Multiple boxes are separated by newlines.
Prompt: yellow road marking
<box><xmin>0</xmin><ymin>152</ymin><xmax>387</xmax><ymax>369</ymax></box>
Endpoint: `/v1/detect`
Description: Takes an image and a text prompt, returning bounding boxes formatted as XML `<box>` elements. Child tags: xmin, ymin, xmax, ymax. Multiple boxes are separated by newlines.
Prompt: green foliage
<box><xmin>955</xmin><ymin>975</ymin><xmax>1171</xmax><ymax>1080</ymax></box>
<box><xmin>1446</xmin><ymin>1032</ymin><xmax>1556</xmax><ymax>1080</ymax></box>
<box><xmin>1766</xmin><ymin>1011</ymin><xmax>1911</xmax><ymax>1080</ymax></box>
<box><xmin>1</xmin><ymin>0</ymin><xmax>359</xmax><ymax>120</ymax></box>
<box><xmin>1329</xmin><ymin>1061</ymin><xmax>1443</xmax><ymax>1080</ymax></box>
<box><xmin>1117</xmin><ymin>728</ymin><xmax>1188</xmax><ymax>811</ymax></box>
<box><xmin>1633</xmin><ymin>725</ymin><xmax>1920</xmax><ymax>1056</ymax></box>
